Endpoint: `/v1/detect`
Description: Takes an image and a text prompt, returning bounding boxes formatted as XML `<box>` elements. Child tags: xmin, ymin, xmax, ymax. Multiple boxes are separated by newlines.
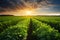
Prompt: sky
<box><xmin>0</xmin><ymin>0</ymin><xmax>60</xmax><ymax>15</ymax></box>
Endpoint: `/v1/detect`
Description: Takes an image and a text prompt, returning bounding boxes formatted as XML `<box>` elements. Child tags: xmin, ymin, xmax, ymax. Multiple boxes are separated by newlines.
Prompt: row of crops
<box><xmin>0</xmin><ymin>16</ymin><xmax>27</xmax><ymax>33</ymax></box>
<box><xmin>31</xmin><ymin>18</ymin><xmax>60</xmax><ymax>40</ymax></box>
<box><xmin>0</xmin><ymin>16</ymin><xmax>30</xmax><ymax>40</ymax></box>
<box><xmin>0</xmin><ymin>16</ymin><xmax>60</xmax><ymax>40</ymax></box>
<box><xmin>34</xmin><ymin>16</ymin><xmax>60</xmax><ymax>32</ymax></box>
<box><xmin>0</xmin><ymin>19</ymin><xmax>30</xmax><ymax>40</ymax></box>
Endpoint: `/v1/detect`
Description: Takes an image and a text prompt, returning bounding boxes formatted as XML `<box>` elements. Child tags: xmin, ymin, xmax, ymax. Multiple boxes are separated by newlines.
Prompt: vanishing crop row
<box><xmin>0</xmin><ymin>19</ymin><xmax>30</xmax><ymax>40</ymax></box>
<box><xmin>31</xmin><ymin>18</ymin><xmax>60</xmax><ymax>40</ymax></box>
<box><xmin>34</xmin><ymin>16</ymin><xmax>60</xmax><ymax>32</ymax></box>
<box><xmin>0</xmin><ymin>16</ymin><xmax>26</xmax><ymax>33</ymax></box>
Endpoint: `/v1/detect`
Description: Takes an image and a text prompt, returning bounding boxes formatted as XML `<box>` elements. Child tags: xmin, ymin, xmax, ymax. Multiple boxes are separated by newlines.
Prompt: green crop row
<box><xmin>0</xmin><ymin>16</ymin><xmax>27</xmax><ymax>33</ymax></box>
<box><xmin>34</xmin><ymin>16</ymin><xmax>60</xmax><ymax>32</ymax></box>
<box><xmin>0</xmin><ymin>16</ymin><xmax>60</xmax><ymax>40</ymax></box>
<box><xmin>31</xmin><ymin>18</ymin><xmax>60</xmax><ymax>40</ymax></box>
<box><xmin>0</xmin><ymin>19</ymin><xmax>30</xmax><ymax>40</ymax></box>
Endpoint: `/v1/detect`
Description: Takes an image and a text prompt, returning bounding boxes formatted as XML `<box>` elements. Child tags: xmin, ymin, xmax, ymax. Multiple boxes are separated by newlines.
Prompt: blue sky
<box><xmin>49</xmin><ymin>0</ymin><xmax>60</xmax><ymax>4</ymax></box>
<box><xmin>47</xmin><ymin>0</ymin><xmax>60</xmax><ymax>12</ymax></box>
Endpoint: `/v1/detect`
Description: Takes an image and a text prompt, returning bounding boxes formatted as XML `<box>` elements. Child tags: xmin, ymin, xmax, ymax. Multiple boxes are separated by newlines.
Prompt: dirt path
<box><xmin>26</xmin><ymin>19</ymin><xmax>33</xmax><ymax>40</ymax></box>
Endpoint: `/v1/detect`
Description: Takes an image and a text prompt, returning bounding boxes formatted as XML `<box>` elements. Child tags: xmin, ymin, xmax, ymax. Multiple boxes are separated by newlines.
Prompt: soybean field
<box><xmin>0</xmin><ymin>16</ymin><xmax>60</xmax><ymax>40</ymax></box>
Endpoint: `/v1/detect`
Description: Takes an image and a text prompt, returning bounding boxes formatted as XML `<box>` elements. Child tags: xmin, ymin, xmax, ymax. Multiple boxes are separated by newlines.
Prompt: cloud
<box><xmin>0</xmin><ymin>0</ymin><xmax>25</xmax><ymax>12</ymax></box>
<box><xmin>0</xmin><ymin>0</ymin><xmax>49</xmax><ymax>11</ymax></box>
<box><xmin>0</xmin><ymin>0</ymin><xmax>60</xmax><ymax>13</ymax></box>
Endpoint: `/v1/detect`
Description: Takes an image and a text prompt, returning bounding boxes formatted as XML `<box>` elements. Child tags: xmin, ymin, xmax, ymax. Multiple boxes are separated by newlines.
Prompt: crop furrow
<box><xmin>0</xmin><ymin>18</ymin><xmax>30</xmax><ymax>40</ymax></box>
<box><xmin>34</xmin><ymin>18</ymin><xmax>60</xmax><ymax>32</ymax></box>
<box><xmin>29</xmin><ymin>18</ymin><xmax>60</xmax><ymax>40</ymax></box>
<box><xmin>0</xmin><ymin>18</ymin><xmax>26</xmax><ymax>33</ymax></box>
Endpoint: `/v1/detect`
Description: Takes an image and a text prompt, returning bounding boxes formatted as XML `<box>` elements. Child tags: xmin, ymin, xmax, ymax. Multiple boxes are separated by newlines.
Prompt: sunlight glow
<box><xmin>25</xmin><ymin>10</ymin><xmax>32</xmax><ymax>15</ymax></box>
<box><xmin>18</xmin><ymin>8</ymin><xmax>36</xmax><ymax>16</ymax></box>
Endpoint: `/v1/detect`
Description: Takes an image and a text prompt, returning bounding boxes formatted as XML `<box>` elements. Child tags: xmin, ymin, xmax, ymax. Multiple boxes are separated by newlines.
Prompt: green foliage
<box><xmin>0</xmin><ymin>16</ymin><xmax>60</xmax><ymax>40</ymax></box>
<box><xmin>0</xmin><ymin>18</ymin><xmax>30</xmax><ymax>40</ymax></box>
<box><xmin>0</xmin><ymin>27</ymin><xmax>24</xmax><ymax>40</ymax></box>
<box><xmin>31</xmin><ymin>19</ymin><xmax>60</xmax><ymax>40</ymax></box>
<box><xmin>35</xmin><ymin>16</ymin><xmax>60</xmax><ymax>32</ymax></box>
<box><xmin>0</xmin><ymin>16</ymin><xmax>25</xmax><ymax>33</ymax></box>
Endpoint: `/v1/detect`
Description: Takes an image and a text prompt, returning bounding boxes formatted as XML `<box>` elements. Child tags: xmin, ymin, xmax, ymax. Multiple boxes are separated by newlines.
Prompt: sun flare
<box><xmin>20</xmin><ymin>8</ymin><xmax>35</xmax><ymax>15</ymax></box>
<box><xmin>25</xmin><ymin>10</ymin><xmax>32</xmax><ymax>15</ymax></box>
<box><xmin>12</xmin><ymin>8</ymin><xmax>37</xmax><ymax>16</ymax></box>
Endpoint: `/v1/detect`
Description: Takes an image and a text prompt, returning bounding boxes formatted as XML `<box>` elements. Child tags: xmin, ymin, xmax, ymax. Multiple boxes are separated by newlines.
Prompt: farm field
<box><xmin>0</xmin><ymin>16</ymin><xmax>60</xmax><ymax>40</ymax></box>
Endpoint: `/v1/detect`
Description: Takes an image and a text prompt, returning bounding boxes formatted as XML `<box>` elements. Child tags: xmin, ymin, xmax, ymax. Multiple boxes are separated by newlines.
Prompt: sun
<box><xmin>25</xmin><ymin>10</ymin><xmax>32</xmax><ymax>15</ymax></box>
<box><xmin>15</xmin><ymin>8</ymin><xmax>36</xmax><ymax>16</ymax></box>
